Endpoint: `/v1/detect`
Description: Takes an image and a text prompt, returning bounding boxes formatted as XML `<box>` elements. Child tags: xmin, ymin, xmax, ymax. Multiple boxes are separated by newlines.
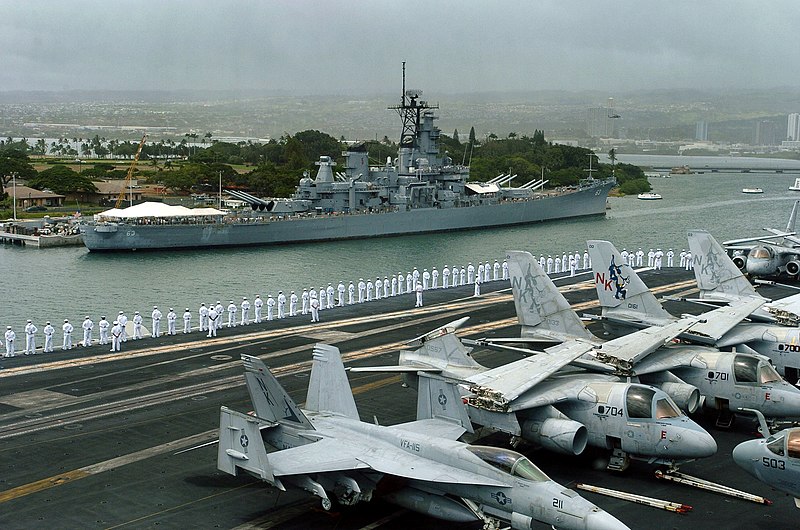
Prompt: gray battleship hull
<box><xmin>80</xmin><ymin>181</ymin><xmax>613</xmax><ymax>251</ymax></box>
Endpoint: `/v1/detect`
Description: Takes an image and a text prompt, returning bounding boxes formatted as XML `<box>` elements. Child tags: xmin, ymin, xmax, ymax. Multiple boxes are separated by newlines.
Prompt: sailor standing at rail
<box><xmin>667</xmin><ymin>249</ymin><xmax>675</xmax><ymax>267</ymax></box>
<box><xmin>467</xmin><ymin>262</ymin><xmax>474</xmax><ymax>284</ymax></box>
<box><xmin>539</xmin><ymin>255</ymin><xmax>546</xmax><ymax>270</ymax></box>
<box><xmin>338</xmin><ymin>282</ymin><xmax>346</xmax><ymax>306</ymax></box>
<box><xmin>98</xmin><ymin>316</ymin><xmax>109</xmax><ymax>345</ymax></box>
<box><xmin>199</xmin><ymin>303</ymin><xmax>209</xmax><ymax>331</ymax></box>
<box><xmin>24</xmin><ymin>319</ymin><xmax>37</xmax><ymax>354</ymax></box>
<box><xmin>493</xmin><ymin>260</ymin><xmax>500</xmax><ymax>281</ymax></box>
<box><xmin>309</xmin><ymin>293</ymin><xmax>320</xmax><ymax>323</ymax></box>
<box><xmin>431</xmin><ymin>267</ymin><xmax>439</xmax><ymax>289</ymax></box>
<box><xmin>422</xmin><ymin>269</ymin><xmax>429</xmax><ymax>290</ymax></box>
<box><xmin>441</xmin><ymin>267</ymin><xmax>449</xmax><ymax>289</ymax></box>
<box><xmin>636</xmin><ymin>248</ymin><xmax>644</xmax><ymax>267</ymax></box>
<box><xmin>358</xmin><ymin>279</ymin><xmax>366</xmax><ymax>303</ymax></box>
<box><xmin>685</xmin><ymin>251</ymin><xmax>693</xmax><ymax>270</ymax></box>
<box><xmin>460</xmin><ymin>266</ymin><xmax>466</xmax><ymax>286</ymax></box>
<box><xmin>366</xmin><ymin>279</ymin><xmax>374</xmax><ymax>301</ymax></box>
<box><xmin>151</xmin><ymin>306</ymin><xmax>162</xmax><ymax>338</ymax></box>
<box><xmin>502</xmin><ymin>259</ymin><xmax>509</xmax><ymax>280</ymax></box>
<box><xmin>302</xmin><ymin>289</ymin><xmax>310</xmax><ymax>314</ymax></box>
<box><xmin>620</xmin><ymin>249</ymin><xmax>629</xmax><ymax>266</ymax></box>
<box><xmin>3</xmin><ymin>326</ymin><xmax>14</xmax><ymax>357</ymax></box>
<box><xmin>679</xmin><ymin>249</ymin><xmax>687</xmax><ymax>268</ymax></box>
<box><xmin>647</xmin><ymin>248</ymin><xmax>655</xmax><ymax>267</ymax></box>
<box><xmin>290</xmin><ymin>291</ymin><xmax>298</xmax><ymax>316</ymax></box>
<box><xmin>266</xmin><ymin>295</ymin><xmax>275</xmax><ymax>321</ymax></box>
<box><xmin>569</xmin><ymin>255</ymin><xmax>576</xmax><ymax>277</ymax></box>
<box><xmin>118</xmin><ymin>311</ymin><xmax>128</xmax><ymax>342</ymax></box>
<box><xmin>546</xmin><ymin>255</ymin><xmax>553</xmax><ymax>274</ymax></box>
<box><xmin>456</xmin><ymin>265</ymin><xmax>462</xmax><ymax>287</ymax></box>
<box><xmin>654</xmin><ymin>249</ymin><xmax>664</xmax><ymax>270</ymax></box>
<box><xmin>43</xmin><ymin>321</ymin><xmax>54</xmax><ymax>353</ymax></box>
<box><xmin>62</xmin><ymin>319</ymin><xmax>73</xmax><ymax>350</ymax></box>
<box><xmin>207</xmin><ymin>306</ymin><xmax>218</xmax><ymax>337</ymax></box>
<box><xmin>167</xmin><ymin>308</ymin><xmax>177</xmax><ymax>335</ymax></box>
<box><xmin>474</xmin><ymin>274</ymin><xmax>481</xmax><ymax>297</ymax></box>
<box><xmin>412</xmin><ymin>267</ymin><xmax>420</xmax><ymax>287</ymax></box>
<box><xmin>477</xmin><ymin>262</ymin><xmax>485</xmax><ymax>286</ymax></box>
<box><xmin>240</xmin><ymin>297</ymin><xmax>250</xmax><ymax>325</ymax></box>
<box><xmin>554</xmin><ymin>256</ymin><xmax>561</xmax><ymax>274</ymax></box>
<box><xmin>583</xmin><ymin>251</ymin><xmax>589</xmax><ymax>270</ymax></box>
<box><xmin>414</xmin><ymin>282</ymin><xmax>424</xmax><ymax>307</ymax></box>
<box><xmin>253</xmin><ymin>296</ymin><xmax>263</xmax><ymax>323</ymax></box>
<box><xmin>375</xmin><ymin>277</ymin><xmax>383</xmax><ymax>300</ymax></box>
<box><xmin>215</xmin><ymin>302</ymin><xmax>224</xmax><ymax>323</ymax></box>
<box><xmin>183</xmin><ymin>308</ymin><xmax>192</xmax><ymax>333</ymax></box>
<box><xmin>326</xmin><ymin>284</ymin><xmax>335</xmax><ymax>309</ymax></box>
<box><xmin>226</xmin><ymin>301</ymin><xmax>237</xmax><ymax>328</ymax></box>
<box><xmin>348</xmin><ymin>282</ymin><xmax>355</xmax><ymax>304</ymax></box>
<box><xmin>318</xmin><ymin>287</ymin><xmax>326</xmax><ymax>311</ymax></box>
<box><xmin>277</xmin><ymin>291</ymin><xmax>286</xmax><ymax>318</ymax></box>
<box><xmin>407</xmin><ymin>271</ymin><xmax>414</xmax><ymax>292</ymax></box>
<box><xmin>384</xmin><ymin>276</ymin><xmax>390</xmax><ymax>298</ymax></box>
<box><xmin>110</xmin><ymin>321</ymin><xmax>122</xmax><ymax>352</ymax></box>
<box><xmin>81</xmin><ymin>315</ymin><xmax>93</xmax><ymax>346</ymax></box>
<box><xmin>132</xmin><ymin>311</ymin><xmax>143</xmax><ymax>339</ymax></box>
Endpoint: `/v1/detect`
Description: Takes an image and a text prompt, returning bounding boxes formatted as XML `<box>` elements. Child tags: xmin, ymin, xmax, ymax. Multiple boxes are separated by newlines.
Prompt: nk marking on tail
<box><xmin>593</xmin><ymin>254</ymin><xmax>629</xmax><ymax>301</ymax></box>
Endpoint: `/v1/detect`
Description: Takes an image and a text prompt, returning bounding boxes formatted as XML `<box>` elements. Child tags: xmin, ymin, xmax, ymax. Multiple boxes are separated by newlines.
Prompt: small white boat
<box><xmin>790</xmin><ymin>178</ymin><xmax>800</xmax><ymax>191</ymax></box>
<box><xmin>637</xmin><ymin>192</ymin><xmax>662</xmax><ymax>200</ymax></box>
<box><xmin>742</xmin><ymin>188</ymin><xmax>763</xmax><ymax>194</ymax></box>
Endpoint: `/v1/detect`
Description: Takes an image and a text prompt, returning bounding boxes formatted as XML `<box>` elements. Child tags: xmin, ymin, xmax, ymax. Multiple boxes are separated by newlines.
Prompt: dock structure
<box><xmin>0</xmin><ymin>230</ymin><xmax>82</xmax><ymax>248</ymax></box>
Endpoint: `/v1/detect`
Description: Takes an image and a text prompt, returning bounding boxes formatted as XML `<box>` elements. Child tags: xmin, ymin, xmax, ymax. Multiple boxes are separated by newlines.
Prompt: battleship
<box><xmin>79</xmin><ymin>69</ymin><xmax>614</xmax><ymax>252</ymax></box>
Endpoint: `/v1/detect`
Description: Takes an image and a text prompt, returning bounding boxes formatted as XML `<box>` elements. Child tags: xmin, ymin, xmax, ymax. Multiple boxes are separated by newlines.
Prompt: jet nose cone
<box><xmin>732</xmin><ymin>440</ymin><xmax>759</xmax><ymax>472</ymax></box>
<box><xmin>584</xmin><ymin>509</ymin><xmax>631</xmax><ymax>530</ymax></box>
<box><xmin>686</xmin><ymin>428</ymin><xmax>718</xmax><ymax>458</ymax></box>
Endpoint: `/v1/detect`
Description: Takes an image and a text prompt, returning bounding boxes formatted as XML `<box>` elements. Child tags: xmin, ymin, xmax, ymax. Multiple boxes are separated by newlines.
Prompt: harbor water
<box><xmin>2</xmin><ymin>168</ymin><xmax>799</xmax><ymax>330</ymax></box>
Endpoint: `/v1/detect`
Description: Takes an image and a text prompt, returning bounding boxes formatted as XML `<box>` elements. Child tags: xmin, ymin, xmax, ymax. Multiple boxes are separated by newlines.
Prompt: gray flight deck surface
<box><xmin>0</xmin><ymin>269</ymin><xmax>795</xmax><ymax>529</ymax></box>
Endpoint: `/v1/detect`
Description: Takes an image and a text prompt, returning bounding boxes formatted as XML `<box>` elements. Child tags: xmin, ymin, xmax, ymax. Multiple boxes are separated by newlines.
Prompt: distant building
<box><xmin>586</xmin><ymin>107</ymin><xmax>617</xmax><ymax>138</ymax></box>
<box><xmin>755</xmin><ymin>120</ymin><xmax>778</xmax><ymax>146</ymax></box>
<box><xmin>2</xmin><ymin>185</ymin><xmax>65</xmax><ymax>209</ymax></box>
<box><xmin>695</xmin><ymin>121</ymin><xmax>708</xmax><ymax>141</ymax></box>
<box><xmin>788</xmin><ymin>113</ymin><xmax>800</xmax><ymax>141</ymax></box>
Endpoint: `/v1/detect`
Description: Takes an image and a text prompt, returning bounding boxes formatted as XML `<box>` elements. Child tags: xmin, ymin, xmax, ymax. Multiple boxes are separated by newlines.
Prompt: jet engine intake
<box><xmin>732</xmin><ymin>254</ymin><xmax>747</xmax><ymax>270</ymax></box>
<box><xmin>520</xmin><ymin>418</ymin><xmax>588</xmax><ymax>455</ymax></box>
<box><xmin>656</xmin><ymin>382</ymin><xmax>700</xmax><ymax>414</ymax></box>
<box><xmin>786</xmin><ymin>260</ymin><xmax>800</xmax><ymax>276</ymax></box>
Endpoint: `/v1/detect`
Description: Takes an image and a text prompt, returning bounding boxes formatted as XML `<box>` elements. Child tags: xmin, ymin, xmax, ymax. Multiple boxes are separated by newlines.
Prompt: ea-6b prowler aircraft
<box><xmin>501</xmin><ymin>250</ymin><xmax>800</xmax><ymax>431</ymax></box>
<box><xmin>733</xmin><ymin>409</ymin><xmax>800</xmax><ymax>508</ymax></box>
<box><xmin>585</xmin><ymin>240</ymin><xmax>800</xmax><ymax>421</ymax></box>
<box><xmin>217</xmin><ymin>347</ymin><xmax>630</xmax><ymax>530</ymax></box>
<box><xmin>352</xmin><ymin>317</ymin><xmax>717</xmax><ymax>471</ymax></box>
<box><xmin>722</xmin><ymin>200</ymin><xmax>800</xmax><ymax>279</ymax></box>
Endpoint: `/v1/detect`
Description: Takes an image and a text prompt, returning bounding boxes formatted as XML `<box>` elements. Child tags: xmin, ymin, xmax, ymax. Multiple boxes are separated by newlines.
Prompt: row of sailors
<box><xmin>2</xmin><ymin>250</ymin><xmax>696</xmax><ymax>358</ymax></box>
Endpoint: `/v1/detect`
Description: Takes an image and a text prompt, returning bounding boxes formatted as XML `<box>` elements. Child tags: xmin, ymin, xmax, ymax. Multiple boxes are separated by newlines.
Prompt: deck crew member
<box><xmin>397</xmin><ymin>272</ymin><xmax>405</xmax><ymax>294</ymax></box>
<box><xmin>647</xmin><ymin>248</ymin><xmax>655</xmax><ymax>267</ymax></box>
<box><xmin>685</xmin><ymin>251</ymin><xmax>693</xmax><ymax>270</ymax></box>
<box><xmin>679</xmin><ymin>249</ymin><xmax>687</xmax><ymax>268</ymax></box>
<box><xmin>110</xmin><ymin>321</ymin><xmax>122</xmax><ymax>352</ymax></box>
<box><xmin>583</xmin><ymin>251</ymin><xmax>589</xmax><ymax>270</ymax></box>
<box><xmin>474</xmin><ymin>275</ymin><xmax>481</xmax><ymax>297</ymax></box>
<box><xmin>384</xmin><ymin>276</ymin><xmax>390</xmax><ymax>298</ymax></box>
<box><xmin>546</xmin><ymin>255</ymin><xmax>553</xmax><ymax>274</ymax></box>
<box><xmin>43</xmin><ymin>321</ymin><xmax>54</xmax><ymax>353</ymax></box>
<box><xmin>422</xmin><ymin>269</ymin><xmax>430</xmax><ymax>290</ymax></box>
<box><xmin>183</xmin><ymin>308</ymin><xmax>192</xmax><ymax>333</ymax></box>
<box><xmin>569</xmin><ymin>255</ymin><xmax>576</xmax><ymax>277</ymax></box>
<box><xmin>666</xmin><ymin>249</ymin><xmax>675</xmax><ymax>267</ymax></box>
<box><xmin>215</xmin><ymin>302</ymin><xmax>224</xmax><ymax>322</ymax></box>
<box><xmin>98</xmin><ymin>316</ymin><xmax>109</xmax><ymax>345</ymax></box>
<box><xmin>467</xmin><ymin>262</ymin><xmax>474</xmax><ymax>284</ymax></box>
<box><xmin>539</xmin><ymin>255</ymin><xmax>546</xmax><ymax>270</ymax></box>
<box><xmin>326</xmin><ymin>284</ymin><xmax>335</xmax><ymax>309</ymax></box>
<box><xmin>253</xmin><ymin>296</ymin><xmax>263</xmax><ymax>323</ymax></box>
<box><xmin>554</xmin><ymin>256</ymin><xmax>561</xmax><ymax>273</ymax></box>
<box><xmin>573</xmin><ymin>252</ymin><xmax>581</xmax><ymax>271</ymax></box>
<box><xmin>266</xmin><ymin>295</ymin><xmax>275</xmax><ymax>320</ymax></box>
<box><xmin>477</xmin><ymin>262</ymin><xmax>485</xmax><ymax>284</ymax></box>
<box><xmin>62</xmin><ymin>319</ymin><xmax>73</xmax><ymax>350</ymax></box>
<box><xmin>366</xmin><ymin>279</ymin><xmax>374</xmax><ymax>301</ymax></box>
<box><xmin>636</xmin><ymin>248</ymin><xmax>644</xmax><ymax>267</ymax></box>
<box><xmin>277</xmin><ymin>291</ymin><xmax>286</xmax><ymax>318</ymax></box>
<box><xmin>309</xmin><ymin>293</ymin><xmax>320</xmax><ymax>322</ymax></box>
<box><xmin>151</xmin><ymin>306</ymin><xmax>162</xmax><ymax>337</ymax></box>
<box><xmin>290</xmin><ymin>291</ymin><xmax>298</xmax><ymax>316</ymax></box>
<box><xmin>338</xmin><ymin>282</ymin><xmax>346</xmax><ymax>306</ymax></box>
<box><xmin>240</xmin><ymin>297</ymin><xmax>250</xmax><ymax>325</ymax></box>
<box><xmin>407</xmin><ymin>272</ymin><xmax>414</xmax><ymax>292</ymax></box>
<box><xmin>301</xmin><ymin>289</ymin><xmax>309</xmax><ymax>314</ymax></box>
<box><xmin>25</xmin><ymin>319</ymin><xmax>37</xmax><ymax>354</ymax></box>
<box><xmin>358</xmin><ymin>279</ymin><xmax>366</xmax><ymax>303</ymax></box>
<box><xmin>132</xmin><ymin>311</ymin><xmax>143</xmax><ymax>339</ymax></box>
<box><xmin>502</xmin><ymin>259</ymin><xmax>509</xmax><ymax>280</ymax></box>
<box><xmin>452</xmin><ymin>266</ymin><xmax>459</xmax><ymax>287</ymax></box>
<box><xmin>226</xmin><ymin>301</ymin><xmax>237</xmax><ymax>327</ymax></box>
<box><xmin>167</xmin><ymin>308</ymin><xmax>177</xmax><ymax>335</ymax></box>
<box><xmin>118</xmin><ymin>311</ymin><xmax>128</xmax><ymax>342</ymax></box>
<box><xmin>207</xmin><ymin>306</ymin><xmax>218</xmax><ymax>337</ymax></box>
<box><xmin>81</xmin><ymin>315</ymin><xmax>93</xmax><ymax>347</ymax></box>
<box><xmin>318</xmin><ymin>287</ymin><xmax>326</xmax><ymax>310</ymax></box>
<box><xmin>459</xmin><ymin>266</ymin><xmax>466</xmax><ymax>285</ymax></box>
<box><xmin>348</xmin><ymin>282</ymin><xmax>355</xmax><ymax>304</ymax></box>
<box><xmin>414</xmin><ymin>282</ymin><xmax>424</xmax><ymax>307</ymax></box>
<box><xmin>199</xmin><ymin>303</ymin><xmax>209</xmax><ymax>330</ymax></box>
<box><xmin>431</xmin><ymin>267</ymin><xmax>439</xmax><ymax>289</ymax></box>
<box><xmin>4</xmin><ymin>326</ymin><xmax>15</xmax><ymax>357</ymax></box>
<box><xmin>375</xmin><ymin>277</ymin><xmax>383</xmax><ymax>299</ymax></box>
<box><xmin>493</xmin><ymin>260</ymin><xmax>500</xmax><ymax>281</ymax></box>
<box><xmin>441</xmin><ymin>267</ymin><xmax>449</xmax><ymax>289</ymax></box>
<box><xmin>654</xmin><ymin>249</ymin><xmax>664</xmax><ymax>270</ymax></box>
<box><xmin>621</xmin><ymin>249</ymin><xmax>629</xmax><ymax>265</ymax></box>
<box><xmin>412</xmin><ymin>267</ymin><xmax>420</xmax><ymax>287</ymax></box>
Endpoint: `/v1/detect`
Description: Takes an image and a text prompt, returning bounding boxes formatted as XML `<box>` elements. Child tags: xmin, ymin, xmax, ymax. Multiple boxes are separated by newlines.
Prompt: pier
<box><xmin>0</xmin><ymin>230</ymin><xmax>83</xmax><ymax>248</ymax></box>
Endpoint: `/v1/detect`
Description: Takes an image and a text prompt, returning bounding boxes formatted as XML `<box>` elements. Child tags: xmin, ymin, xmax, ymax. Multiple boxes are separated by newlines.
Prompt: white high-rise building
<box><xmin>788</xmin><ymin>113</ymin><xmax>800</xmax><ymax>141</ymax></box>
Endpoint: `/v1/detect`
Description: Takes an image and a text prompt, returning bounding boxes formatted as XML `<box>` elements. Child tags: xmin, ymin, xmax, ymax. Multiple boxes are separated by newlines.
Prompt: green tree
<box><xmin>28</xmin><ymin>165</ymin><xmax>97</xmax><ymax>194</ymax></box>
<box><xmin>0</xmin><ymin>149</ymin><xmax>37</xmax><ymax>186</ymax></box>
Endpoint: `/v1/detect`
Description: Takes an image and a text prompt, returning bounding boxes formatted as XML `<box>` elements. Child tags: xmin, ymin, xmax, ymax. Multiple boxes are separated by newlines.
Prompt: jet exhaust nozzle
<box><xmin>521</xmin><ymin>418</ymin><xmax>588</xmax><ymax>455</ymax></box>
<box><xmin>657</xmin><ymin>382</ymin><xmax>701</xmax><ymax>414</ymax></box>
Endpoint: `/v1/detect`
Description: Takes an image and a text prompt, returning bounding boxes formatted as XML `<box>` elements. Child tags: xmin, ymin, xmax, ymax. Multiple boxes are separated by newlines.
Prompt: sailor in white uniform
<box><xmin>133</xmin><ymin>311</ymin><xmax>143</xmax><ymax>339</ymax></box>
<box><xmin>502</xmin><ymin>260</ymin><xmax>509</xmax><ymax>280</ymax></box>
<box><xmin>226</xmin><ymin>301</ymin><xmax>237</xmax><ymax>327</ymax></box>
<box><xmin>183</xmin><ymin>308</ymin><xmax>192</xmax><ymax>333</ymax></box>
<box><xmin>441</xmin><ymin>267</ymin><xmax>449</xmax><ymax>289</ymax></box>
<box><xmin>422</xmin><ymin>269</ymin><xmax>430</xmax><ymax>290</ymax></box>
<box><xmin>240</xmin><ymin>297</ymin><xmax>250</xmax><ymax>325</ymax></box>
<box><xmin>151</xmin><ymin>306</ymin><xmax>162</xmax><ymax>337</ymax></box>
<box><xmin>375</xmin><ymin>277</ymin><xmax>383</xmax><ymax>300</ymax></box>
<box><xmin>338</xmin><ymin>282</ymin><xmax>346</xmax><ymax>306</ymax></box>
<box><xmin>348</xmin><ymin>282</ymin><xmax>355</xmax><ymax>304</ymax></box>
<box><xmin>318</xmin><ymin>287</ymin><xmax>326</xmax><ymax>311</ymax></box>
<box><xmin>467</xmin><ymin>262</ymin><xmax>475</xmax><ymax>284</ymax></box>
<box><xmin>666</xmin><ymin>249</ymin><xmax>675</xmax><ymax>267</ymax></box>
<box><xmin>302</xmin><ymin>289</ymin><xmax>310</xmax><ymax>314</ymax></box>
<box><xmin>98</xmin><ymin>316</ymin><xmax>110</xmax><ymax>345</ymax></box>
<box><xmin>358</xmin><ymin>278</ymin><xmax>366</xmax><ymax>303</ymax></box>
<box><xmin>24</xmin><ymin>319</ymin><xmax>37</xmax><ymax>354</ymax></box>
<box><xmin>110</xmin><ymin>321</ymin><xmax>122</xmax><ymax>352</ymax></box>
<box><xmin>118</xmin><ymin>311</ymin><xmax>128</xmax><ymax>342</ymax></box>
<box><xmin>326</xmin><ymin>284</ymin><xmax>335</xmax><ymax>309</ymax></box>
<box><xmin>207</xmin><ymin>307</ymin><xmax>219</xmax><ymax>337</ymax></box>
<box><xmin>43</xmin><ymin>321</ymin><xmax>55</xmax><ymax>353</ymax></box>
<box><xmin>414</xmin><ymin>282</ymin><xmax>424</xmax><ymax>307</ymax></box>
<box><xmin>167</xmin><ymin>308</ymin><xmax>177</xmax><ymax>335</ymax></box>
<box><xmin>62</xmin><ymin>319</ymin><xmax>73</xmax><ymax>350</ymax></box>
<box><xmin>309</xmin><ymin>293</ymin><xmax>320</xmax><ymax>322</ymax></box>
<box><xmin>546</xmin><ymin>255</ymin><xmax>553</xmax><ymax>274</ymax></box>
<box><xmin>253</xmin><ymin>296</ymin><xmax>263</xmax><ymax>323</ymax></box>
<box><xmin>493</xmin><ymin>260</ymin><xmax>500</xmax><ymax>281</ymax></box>
<box><xmin>290</xmin><ymin>291</ymin><xmax>298</xmax><ymax>316</ymax></box>
<box><xmin>81</xmin><ymin>316</ymin><xmax>93</xmax><ymax>346</ymax></box>
<box><xmin>266</xmin><ymin>295</ymin><xmax>275</xmax><ymax>320</ymax></box>
<box><xmin>199</xmin><ymin>303</ymin><xmax>209</xmax><ymax>331</ymax></box>
<box><xmin>277</xmin><ymin>291</ymin><xmax>286</xmax><ymax>318</ymax></box>
<box><xmin>4</xmin><ymin>326</ymin><xmax>15</xmax><ymax>357</ymax></box>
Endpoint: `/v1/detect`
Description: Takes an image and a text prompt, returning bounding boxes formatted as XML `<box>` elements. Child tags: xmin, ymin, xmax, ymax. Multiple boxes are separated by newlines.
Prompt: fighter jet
<box><xmin>733</xmin><ymin>408</ymin><xmax>800</xmax><ymax>508</ymax></box>
<box><xmin>352</xmin><ymin>317</ymin><xmax>717</xmax><ymax>471</ymax></box>
<box><xmin>504</xmin><ymin>250</ymin><xmax>800</xmax><ymax>428</ymax></box>
<box><xmin>218</xmin><ymin>346</ymin><xmax>630</xmax><ymax>530</ymax></box>
<box><xmin>722</xmin><ymin>200</ymin><xmax>800</xmax><ymax>279</ymax></box>
<box><xmin>585</xmin><ymin>240</ymin><xmax>800</xmax><ymax>418</ymax></box>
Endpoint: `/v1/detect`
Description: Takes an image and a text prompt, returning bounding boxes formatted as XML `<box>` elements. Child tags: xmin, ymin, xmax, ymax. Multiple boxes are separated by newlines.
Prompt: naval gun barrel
<box><xmin>487</xmin><ymin>174</ymin><xmax>507</xmax><ymax>184</ymax></box>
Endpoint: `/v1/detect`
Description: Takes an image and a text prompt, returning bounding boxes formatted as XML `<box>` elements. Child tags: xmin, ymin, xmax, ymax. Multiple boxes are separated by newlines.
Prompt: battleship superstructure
<box><xmin>80</xmin><ymin>68</ymin><xmax>614</xmax><ymax>252</ymax></box>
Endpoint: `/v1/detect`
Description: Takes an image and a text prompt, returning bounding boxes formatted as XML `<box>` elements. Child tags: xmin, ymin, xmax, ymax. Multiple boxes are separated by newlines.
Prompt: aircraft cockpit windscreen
<box><xmin>750</xmin><ymin>247</ymin><xmax>772</xmax><ymax>259</ymax></box>
<box><xmin>767</xmin><ymin>434</ymin><xmax>786</xmax><ymax>456</ymax></box>
<box><xmin>758</xmin><ymin>362</ymin><xmax>782</xmax><ymax>384</ymax></box>
<box><xmin>466</xmin><ymin>445</ymin><xmax>549</xmax><ymax>481</ymax></box>
<box><xmin>787</xmin><ymin>431</ymin><xmax>800</xmax><ymax>459</ymax></box>
<box><xmin>733</xmin><ymin>355</ymin><xmax>759</xmax><ymax>383</ymax></box>
<box><xmin>655</xmin><ymin>398</ymin><xmax>681</xmax><ymax>419</ymax></box>
<box><xmin>626</xmin><ymin>386</ymin><xmax>655</xmax><ymax>419</ymax></box>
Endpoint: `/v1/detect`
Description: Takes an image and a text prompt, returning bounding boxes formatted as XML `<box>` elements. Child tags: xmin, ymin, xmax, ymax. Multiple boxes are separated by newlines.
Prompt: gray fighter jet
<box><xmin>584</xmin><ymin>240</ymin><xmax>800</xmax><ymax>420</ymax></box>
<box><xmin>217</xmin><ymin>346</ymin><xmax>629</xmax><ymax>530</ymax></box>
<box><xmin>733</xmin><ymin>409</ymin><xmax>800</xmax><ymax>508</ymax></box>
<box><xmin>687</xmin><ymin>228</ymin><xmax>800</xmax><ymax>326</ymax></box>
<box><xmin>352</xmin><ymin>317</ymin><xmax>717</xmax><ymax>470</ymax></box>
<box><xmin>508</xmin><ymin>252</ymin><xmax>800</xmax><ymax>426</ymax></box>
<box><xmin>722</xmin><ymin>200</ymin><xmax>800</xmax><ymax>279</ymax></box>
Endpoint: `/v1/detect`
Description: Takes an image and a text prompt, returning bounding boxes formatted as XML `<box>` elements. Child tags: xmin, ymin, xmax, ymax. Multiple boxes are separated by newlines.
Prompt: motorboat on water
<box><xmin>637</xmin><ymin>192</ymin><xmax>662</xmax><ymax>200</ymax></box>
<box><xmin>742</xmin><ymin>188</ymin><xmax>763</xmax><ymax>194</ymax></box>
<box><xmin>790</xmin><ymin>178</ymin><xmax>800</xmax><ymax>191</ymax></box>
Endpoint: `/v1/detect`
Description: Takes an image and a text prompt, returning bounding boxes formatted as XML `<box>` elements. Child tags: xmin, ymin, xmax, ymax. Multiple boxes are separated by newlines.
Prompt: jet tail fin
<box><xmin>217</xmin><ymin>406</ymin><xmax>281</xmax><ymax>486</ymax></box>
<box><xmin>786</xmin><ymin>200</ymin><xmax>800</xmax><ymax>236</ymax></box>
<box><xmin>686</xmin><ymin>230</ymin><xmax>758</xmax><ymax>299</ymax></box>
<box><xmin>507</xmin><ymin>250</ymin><xmax>593</xmax><ymax>341</ymax></box>
<box><xmin>306</xmin><ymin>344</ymin><xmax>359</xmax><ymax>420</ymax></box>
<box><xmin>587</xmin><ymin>240</ymin><xmax>673</xmax><ymax>322</ymax></box>
<box><xmin>242</xmin><ymin>355</ymin><xmax>314</xmax><ymax>429</ymax></box>
<box><xmin>416</xmin><ymin>372</ymin><xmax>473</xmax><ymax>433</ymax></box>
<box><xmin>410</xmin><ymin>328</ymin><xmax>482</xmax><ymax>369</ymax></box>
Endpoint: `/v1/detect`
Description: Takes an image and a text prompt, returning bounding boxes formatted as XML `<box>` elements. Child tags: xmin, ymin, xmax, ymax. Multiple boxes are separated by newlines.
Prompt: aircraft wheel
<box><xmin>321</xmin><ymin>498</ymin><xmax>333</xmax><ymax>511</ymax></box>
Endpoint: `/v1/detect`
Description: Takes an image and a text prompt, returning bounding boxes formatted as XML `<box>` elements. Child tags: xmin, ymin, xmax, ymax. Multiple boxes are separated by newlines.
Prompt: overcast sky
<box><xmin>1</xmin><ymin>1</ymin><xmax>797</xmax><ymax>95</ymax></box>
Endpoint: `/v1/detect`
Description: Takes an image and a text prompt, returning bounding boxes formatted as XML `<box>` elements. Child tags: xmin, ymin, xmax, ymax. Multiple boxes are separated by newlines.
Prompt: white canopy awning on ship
<box><xmin>465</xmin><ymin>183</ymin><xmax>500</xmax><ymax>195</ymax></box>
<box><xmin>94</xmin><ymin>201</ymin><xmax>225</xmax><ymax>220</ymax></box>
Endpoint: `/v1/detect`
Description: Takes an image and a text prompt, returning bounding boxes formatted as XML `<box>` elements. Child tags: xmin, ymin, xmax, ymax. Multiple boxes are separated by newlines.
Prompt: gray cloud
<box><xmin>1</xmin><ymin>0</ymin><xmax>798</xmax><ymax>94</ymax></box>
